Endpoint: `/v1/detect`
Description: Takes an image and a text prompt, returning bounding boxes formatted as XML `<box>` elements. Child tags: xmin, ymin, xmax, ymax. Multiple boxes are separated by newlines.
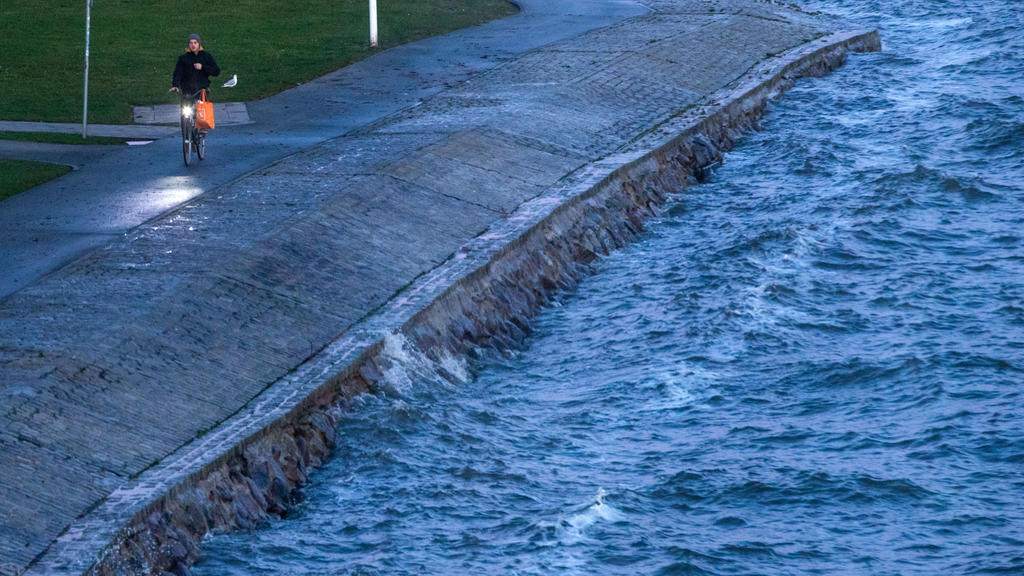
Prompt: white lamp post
<box><xmin>369</xmin><ymin>0</ymin><xmax>378</xmax><ymax>47</ymax></box>
<box><xmin>82</xmin><ymin>0</ymin><xmax>93</xmax><ymax>138</ymax></box>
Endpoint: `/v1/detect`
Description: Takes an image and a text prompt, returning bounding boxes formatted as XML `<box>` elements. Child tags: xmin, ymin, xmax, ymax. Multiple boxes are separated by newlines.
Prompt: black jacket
<box><xmin>172</xmin><ymin>50</ymin><xmax>220</xmax><ymax>94</ymax></box>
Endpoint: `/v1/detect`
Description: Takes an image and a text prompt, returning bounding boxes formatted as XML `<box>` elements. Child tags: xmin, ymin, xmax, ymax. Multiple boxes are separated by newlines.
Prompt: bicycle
<box><xmin>170</xmin><ymin>75</ymin><xmax>236</xmax><ymax>167</ymax></box>
<box><xmin>178</xmin><ymin>91</ymin><xmax>206</xmax><ymax>167</ymax></box>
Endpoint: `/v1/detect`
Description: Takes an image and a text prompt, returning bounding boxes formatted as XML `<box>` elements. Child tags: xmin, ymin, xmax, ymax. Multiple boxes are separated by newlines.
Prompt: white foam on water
<box><xmin>524</xmin><ymin>489</ymin><xmax>625</xmax><ymax>574</ymax></box>
<box><xmin>374</xmin><ymin>332</ymin><xmax>468</xmax><ymax>397</ymax></box>
<box><xmin>905</xmin><ymin>16</ymin><xmax>972</xmax><ymax>30</ymax></box>
<box><xmin>436</xmin><ymin>350</ymin><xmax>470</xmax><ymax>385</ymax></box>
<box><xmin>561</xmin><ymin>488</ymin><xmax>623</xmax><ymax>542</ymax></box>
<box><xmin>738</xmin><ymin>223</ymin><xmax>837</xmax><ymax>332</ymax></box>
<box><xmin>740</xmin><ymin>281</ymin><xmax>782</xmax><ymax>331</ymax></box>
<box><xmin>534</xmin><ymin>489</ymin><xmax>624</xmax><ymax>547</ymax></box>
<box><xmin>638</xmin><ymin>364</ymin><xmax>721</xmax><ymax>412</ymax></box>
<box><xmin>376</xmin><ymin>333</ymin><xmax>420</xmax><ymax>396</ymax></box>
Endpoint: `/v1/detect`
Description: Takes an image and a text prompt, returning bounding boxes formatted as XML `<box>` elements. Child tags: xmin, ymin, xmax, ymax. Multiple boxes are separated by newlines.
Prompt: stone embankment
<box><xmin>1</xmin><ymin>1</ymin><xmax>879</xmax><ymax>574</ymax></box>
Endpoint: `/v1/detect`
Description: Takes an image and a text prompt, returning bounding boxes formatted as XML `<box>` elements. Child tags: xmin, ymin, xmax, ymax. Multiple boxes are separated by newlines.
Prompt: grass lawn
<box><xmin>0</xmin><ymin>160</ymin><xmax>72</xmax><ymax>201</ymax></box>
<box><xmin>0</xmin><ymin>131</ymin><xmax>130</xmax><ymax>145</ymax></box>
<box><xmin>0</xmin><ymin>0</ymin><xmax>518</xmax><ymax>124</ymax></box>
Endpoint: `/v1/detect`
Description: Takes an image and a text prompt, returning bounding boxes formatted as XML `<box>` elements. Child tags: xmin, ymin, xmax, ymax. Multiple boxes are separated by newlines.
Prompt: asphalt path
<box><xmin>0</xmin><ymin>0</ymin><xmax>647</xmax><ymax>300</ymax></box>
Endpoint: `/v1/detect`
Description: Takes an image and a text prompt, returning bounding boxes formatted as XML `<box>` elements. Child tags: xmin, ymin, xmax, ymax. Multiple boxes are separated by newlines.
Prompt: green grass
<box><xmin>0</xmin><ymin>160</ymin><xmax>72</xmax><ymax>201</ymax></box>
<box><xmin>0</xmin><ymin>0</ymin><xmax>518</xmax><ymax>124</ymax></box>
<box><xmin>0</xmin><ymin>132</ymin><xmax>131</xmax><ymax>145</ymax></box>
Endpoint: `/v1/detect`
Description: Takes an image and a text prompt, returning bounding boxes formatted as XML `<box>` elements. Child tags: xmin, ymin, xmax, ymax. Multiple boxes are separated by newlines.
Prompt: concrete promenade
<box><xmin>1</xmin><ymin>0</ymin><xmax>873</xmax><ymax>573</ymax></box>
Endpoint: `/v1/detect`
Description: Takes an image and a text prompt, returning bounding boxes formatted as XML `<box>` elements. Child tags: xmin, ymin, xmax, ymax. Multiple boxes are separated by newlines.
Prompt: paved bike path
<box><xmin>0</xmin><ymin>0</ymin><xmax>646</xmax><ymax>300</ymax></box>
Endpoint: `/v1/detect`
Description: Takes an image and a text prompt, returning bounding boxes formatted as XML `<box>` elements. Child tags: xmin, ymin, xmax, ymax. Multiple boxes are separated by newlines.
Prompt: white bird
<box><xmin>222</xmin><ymin>74</ymin><xmax>238</xmax><ymax>88</ymax></box>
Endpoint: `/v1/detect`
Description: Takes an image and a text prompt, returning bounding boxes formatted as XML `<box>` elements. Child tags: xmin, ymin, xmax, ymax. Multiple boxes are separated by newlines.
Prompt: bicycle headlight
<box><xmin>182</xmin><ymin>105</ymin><xmax>194</xmax><ymax>118</ymax></box>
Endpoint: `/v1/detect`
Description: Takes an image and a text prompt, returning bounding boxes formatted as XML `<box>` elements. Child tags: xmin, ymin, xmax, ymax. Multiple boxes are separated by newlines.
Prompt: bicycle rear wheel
<box><xmin>196</xmin><ymin>130</ymin><xmax>206</xmax><ymax>161</ymax></box>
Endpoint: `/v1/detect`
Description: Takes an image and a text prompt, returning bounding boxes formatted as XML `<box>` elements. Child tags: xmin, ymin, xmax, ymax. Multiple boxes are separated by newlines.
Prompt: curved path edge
<box><xmin>26</xmin><ymin>28</ymin><xmax>880</xmax><ymax>576</ymax></box>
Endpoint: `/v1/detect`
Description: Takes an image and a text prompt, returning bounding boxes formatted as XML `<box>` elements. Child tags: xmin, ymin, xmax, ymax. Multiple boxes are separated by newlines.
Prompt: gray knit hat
<box><xmin>188</xmin><ymin>33</ymin><xmax>201</xmax><ymax>44</ymax></box>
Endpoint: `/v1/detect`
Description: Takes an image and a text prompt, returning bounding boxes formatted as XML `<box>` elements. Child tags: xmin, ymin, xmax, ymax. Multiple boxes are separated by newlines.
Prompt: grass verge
<box><xmin>0</xmin><ymin>160</ymin><xmax>72</xmax><ymax>201</ymax></box>
<box><xmin>0</xmin><ymin>0</ymin><xmax>518</xmax><ymax>124</ymax></box>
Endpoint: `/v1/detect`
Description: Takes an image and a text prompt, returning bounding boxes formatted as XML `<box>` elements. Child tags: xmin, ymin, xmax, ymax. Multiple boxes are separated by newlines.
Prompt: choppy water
<box><xmin>194</xmin><ymin>0</ymin><xmax>1024</xmax><ymax>574</ymax></box>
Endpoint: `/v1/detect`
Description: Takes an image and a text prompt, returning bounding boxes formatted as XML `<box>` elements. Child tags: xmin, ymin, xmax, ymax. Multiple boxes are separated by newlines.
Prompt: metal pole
<box><xmin>369</xmin><ymin>0</ymin><xmax>378</xmax><ymax>47</ymax></box>
<box><xmin>82</xmin><ymin>0</ymin><xmax>92</xmax><ymax>139</ymax></box>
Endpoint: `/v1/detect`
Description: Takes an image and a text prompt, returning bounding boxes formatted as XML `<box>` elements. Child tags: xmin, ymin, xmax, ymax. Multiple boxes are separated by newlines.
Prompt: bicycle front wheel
<box><xmin>181</xmin><ymin>114</ymin><xmax>194</xmax><ymax>167</ymax></box>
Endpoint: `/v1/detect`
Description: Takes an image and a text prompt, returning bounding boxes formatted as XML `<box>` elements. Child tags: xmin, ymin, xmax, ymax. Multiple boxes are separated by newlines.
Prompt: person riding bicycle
<box><xmin>170</xmin><ymin>33</ymin><xmax>220</xmax><ymax>106</ymax></box>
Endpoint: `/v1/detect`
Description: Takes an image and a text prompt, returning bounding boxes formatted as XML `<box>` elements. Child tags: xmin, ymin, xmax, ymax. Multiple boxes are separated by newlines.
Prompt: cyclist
<box><xmin>170</xmin><ymin>33</ymin><xmax>220</xmax><ymax>112</ymax></box>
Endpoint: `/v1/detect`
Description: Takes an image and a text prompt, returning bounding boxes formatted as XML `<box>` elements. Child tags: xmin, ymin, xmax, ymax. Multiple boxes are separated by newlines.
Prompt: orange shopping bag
<box><xmin>196</xmin><ymin>90</ymin><xmax>215</xmax><ymax>130</ymax></box>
